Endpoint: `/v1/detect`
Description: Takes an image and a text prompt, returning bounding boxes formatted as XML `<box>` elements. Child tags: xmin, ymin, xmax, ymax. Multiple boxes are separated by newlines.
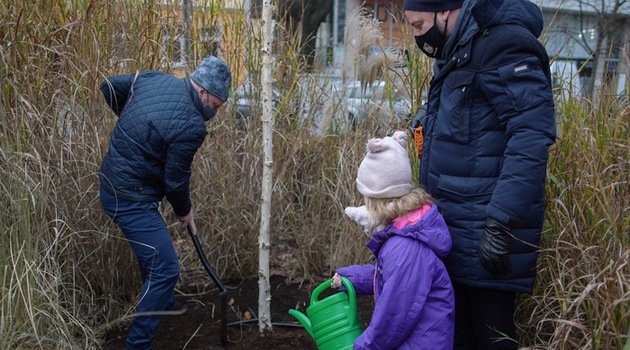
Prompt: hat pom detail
<box><xmin>391</xmin><ymin>130</ymin><xmax>408</xmax><ymax>148</ymax></box>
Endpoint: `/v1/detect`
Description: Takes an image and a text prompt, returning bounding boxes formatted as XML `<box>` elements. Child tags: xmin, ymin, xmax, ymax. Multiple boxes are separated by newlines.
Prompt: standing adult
<box><xmin>99</xmin><ymin>55</ymin><xmax>231</xmax><ymax>349</ymax></box>
<box><xmin>403</xmin><ymin>0</ymin><xmax>556</xmax><ymax>349</ymax></box>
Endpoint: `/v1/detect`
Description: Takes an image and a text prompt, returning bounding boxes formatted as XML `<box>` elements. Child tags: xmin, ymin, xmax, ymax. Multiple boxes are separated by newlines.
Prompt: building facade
<box><xmin>326</xmin><ymin>0</ymin><xmax>629</xmax><ymax>98</ymax></box>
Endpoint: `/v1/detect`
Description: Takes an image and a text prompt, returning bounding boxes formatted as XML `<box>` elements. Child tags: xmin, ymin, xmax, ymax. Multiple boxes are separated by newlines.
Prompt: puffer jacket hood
<box><xmin>472</xmin><ymin>0</ymin><xmax>543</xmax><ymax>36</ymax></box>
<box><xmin>444</xmin><ymin>0</ymin><xmax>544</xmax><ymax>57</ymax></box>
<box><xmin>370</xmin><ymin>205</ymin><xmax>452</xmax><ymax>260</ymax></box>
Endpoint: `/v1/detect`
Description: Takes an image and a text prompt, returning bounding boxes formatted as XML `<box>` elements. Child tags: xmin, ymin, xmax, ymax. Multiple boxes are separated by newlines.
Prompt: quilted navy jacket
<box><xmin>420</xmin><ymin>0</ymin><xmax>556</xmax><ymax>293</ymax></box>
<box><xmin>99</xmin><ymin>71</ymin><xmax>208</xmax><ymax>217</ymax></box>
<box><xmin>337</xmin><ymin>205</ymin><xmax>454</xmax><ymax>350</ymax></box>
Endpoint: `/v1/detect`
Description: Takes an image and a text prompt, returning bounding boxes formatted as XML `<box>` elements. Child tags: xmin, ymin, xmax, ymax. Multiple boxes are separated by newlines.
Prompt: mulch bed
<box><xmin>103</xmin><ymin>276</ymin><xmax>374</xmax><ymax>350</ymax></box>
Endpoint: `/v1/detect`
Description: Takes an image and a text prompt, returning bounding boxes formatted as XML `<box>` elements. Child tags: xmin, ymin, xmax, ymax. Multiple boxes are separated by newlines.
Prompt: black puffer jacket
<box><xmin>420</xmin><ymin>0</ymin><xmax>557</xmax><ymax>293</ymax></box>
<box><xmin>99</xmin><ymin>71</ymin><xmax>207</xmax><ymax>216</ymax></box>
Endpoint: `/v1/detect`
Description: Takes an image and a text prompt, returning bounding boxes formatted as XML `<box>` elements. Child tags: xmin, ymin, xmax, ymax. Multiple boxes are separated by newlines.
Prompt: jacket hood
<box><xmin>447</xmin><ymin>0</ymin><xmax>544</xmax><ymax>54</ymax></box>
<box><xmin>370</xmin><ymin>204</ymin><xmax>452</xmax><ymax>259</ymax></box>
<box><xmin>474</xmin><ymin>0</ymin><xmax>543</xmax><ymax>37</ymax></box>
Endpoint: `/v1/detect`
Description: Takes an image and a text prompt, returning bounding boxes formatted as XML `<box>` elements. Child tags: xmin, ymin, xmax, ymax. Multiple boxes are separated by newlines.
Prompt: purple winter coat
<box><xmin>337</xmin><ymin>204</ymin><xmax>454</xmax><ymax>350</ymax></box>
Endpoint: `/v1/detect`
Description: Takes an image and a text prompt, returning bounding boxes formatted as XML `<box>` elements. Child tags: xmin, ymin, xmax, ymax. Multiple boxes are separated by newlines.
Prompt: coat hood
<box><xmin>369</xmin><ymin>204</ymin><xmax>452</xmax><ymax>259</ymax></box>
<box><xmin>446</xmin><ymin>0</ymin><xmax>544</xmax><ymax>55</ymax></box>
<box><xmin>473</xmin><ymin>0</ymin><xmax>544</xmax><ymax>36</ymax></box>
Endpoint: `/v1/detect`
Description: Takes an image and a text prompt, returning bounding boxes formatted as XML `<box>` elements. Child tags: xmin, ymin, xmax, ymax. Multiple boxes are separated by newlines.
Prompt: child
<box><xmin>332</xmin><ymin>131</ymin><xmax>454</xmax><ymax>350</ymax></box>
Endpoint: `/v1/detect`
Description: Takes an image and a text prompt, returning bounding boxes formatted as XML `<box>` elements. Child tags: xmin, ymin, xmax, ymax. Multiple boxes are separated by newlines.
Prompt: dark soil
<box><xmin>104</xmin><ymin>276</ymin><xmax>374</xmax><ymax>350</ymax></box>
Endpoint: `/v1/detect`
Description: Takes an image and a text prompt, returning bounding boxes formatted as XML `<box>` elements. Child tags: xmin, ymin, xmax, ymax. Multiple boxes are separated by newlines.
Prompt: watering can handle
<box><xmin>310</xmin><ymin>277</ymin><xmax>359</xmax><ymax>325</ymax></box>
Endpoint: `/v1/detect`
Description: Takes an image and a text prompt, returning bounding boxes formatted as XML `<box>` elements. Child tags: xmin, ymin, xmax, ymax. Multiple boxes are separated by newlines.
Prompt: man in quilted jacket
<box><xmin>98</xmin><ymin>55</ymin><xmax>231</xmax><ymax>349</ymax></box>
<box><xmin>404</xmin><ymin>0</ymin><xmax>556</xmax><ymax>349</ymax></box>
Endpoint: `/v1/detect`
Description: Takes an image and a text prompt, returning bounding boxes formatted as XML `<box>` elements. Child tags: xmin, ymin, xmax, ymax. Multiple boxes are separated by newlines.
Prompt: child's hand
<box><xmin>331</xmin><ymin>273</ymin><xmax>342</xmax><ymax>289</ymax></box>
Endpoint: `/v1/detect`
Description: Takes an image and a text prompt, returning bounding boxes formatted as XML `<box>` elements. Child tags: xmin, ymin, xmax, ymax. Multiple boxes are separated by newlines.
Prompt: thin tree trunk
<box><xmin>182</xmin><ymin>0</ymin><xmax>191</xmax><ymax>69</ymax></box>
<box><xmin>244</xmin><ymin>0</ymin><xmax>252</xmax><ymax>80</ymax></box>
<box><xmin>593</xmin><ymin>34</ymin><xmax>609</xmax><ymax>104</ymax></box>
<box><xmin>258</xmin><ymin>0</ymin><xmax>274</xmax><ymax>333</ymax></box>
<box><xmin>618</xmin><ymin>25</ymin><xmax>629</xmax><ymax>95</ymax></box>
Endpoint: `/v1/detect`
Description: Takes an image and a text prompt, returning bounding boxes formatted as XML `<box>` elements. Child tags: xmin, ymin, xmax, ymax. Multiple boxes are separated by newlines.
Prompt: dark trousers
<box><xmin>100</xmin><ymin>187</ymin><xmax>180</xmax><ymax>350</ymax></box>
<box><xmin>453</xmin><ymin>281</ymin><xmax>518</xmax><ymax>350</ymax></box>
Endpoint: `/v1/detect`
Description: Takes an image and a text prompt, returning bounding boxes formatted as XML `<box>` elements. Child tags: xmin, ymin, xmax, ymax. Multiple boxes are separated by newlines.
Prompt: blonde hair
<box><xmin>365</xmin><ymin>187</ymin><xmax>433</xmax><ymax>232</ymax></box>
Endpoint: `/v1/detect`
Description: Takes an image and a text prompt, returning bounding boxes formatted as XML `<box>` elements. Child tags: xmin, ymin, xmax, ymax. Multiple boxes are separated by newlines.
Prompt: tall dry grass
<box><xmin>516</xmin><ymin>88</ymin><xmax>630</xmax><ymax>349</ymax></box>
<box><xmin>0</xmin><ymin>0</ymin><xmax>628</xmax><ymax>349</ymax></box>
<box><xmin>0</xmin><ymin>1</ymin><xmax>147</xmax><ymax>348</ymax></box>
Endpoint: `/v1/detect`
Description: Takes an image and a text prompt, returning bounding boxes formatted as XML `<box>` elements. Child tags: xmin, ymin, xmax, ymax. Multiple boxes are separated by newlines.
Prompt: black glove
<box><xmin>411</xmin><ymin>103</ymin><xmax>427</xmax><ymax>130</ymax></box>
<box><xmin>478</xmin><ymin>217</ymin><xmax>513</xmax><ymax>275</ymax></box>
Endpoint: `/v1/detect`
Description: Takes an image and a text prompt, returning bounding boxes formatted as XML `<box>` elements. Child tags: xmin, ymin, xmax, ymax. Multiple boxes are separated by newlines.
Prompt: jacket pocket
<box><xmin>436</xmin><ymin>71</ymin><xmax>475</xmax><ymax>144</ymax></box>
<box><xmin>437</xmin><ymin>174</ymin><xmax>497</xmax><ymax>200</ymax></box>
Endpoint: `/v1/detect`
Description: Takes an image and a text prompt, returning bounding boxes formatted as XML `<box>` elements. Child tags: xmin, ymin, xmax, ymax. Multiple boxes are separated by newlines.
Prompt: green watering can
<box><xmin>288</xmin><ymin>277</ymin><xmax>362</xmax><ymax>350</ymax></box>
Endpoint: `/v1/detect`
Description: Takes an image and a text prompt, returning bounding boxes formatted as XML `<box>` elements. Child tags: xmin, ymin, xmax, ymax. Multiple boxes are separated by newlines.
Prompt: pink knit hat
<box><xmin>356</xmin><ymin>131</ymin><xmax>413</xmax><ymax>198</ymax></box>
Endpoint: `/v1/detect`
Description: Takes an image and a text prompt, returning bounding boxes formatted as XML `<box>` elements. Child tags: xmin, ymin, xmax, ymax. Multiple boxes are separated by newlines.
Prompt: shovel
<box><xmin>187</xmin><ymin>226</ymin><xmax>228</xmax><ymax>348</ymax></box>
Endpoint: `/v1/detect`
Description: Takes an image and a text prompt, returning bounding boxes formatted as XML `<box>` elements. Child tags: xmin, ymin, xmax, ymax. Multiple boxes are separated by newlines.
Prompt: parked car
<box><xmin>343</xmin><ymin>80</ymin><xmax>412</xmax><ymax>124</ymax></box>
<box><xmin>227</xmin><ymin>77</ymin><xmax>412</xmax><ymax>135</ymax></box>
<box><xmin>294</xmin><ymin>76</ymin><xmax>413</xmax><ymax>134</ymax></box>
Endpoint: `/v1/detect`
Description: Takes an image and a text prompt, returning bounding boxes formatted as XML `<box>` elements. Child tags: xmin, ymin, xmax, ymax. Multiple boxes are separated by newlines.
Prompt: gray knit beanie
<box><xmin>404</xmin><ymin>0</ymin><xmax>464</xmax><ymax>12</ymax></box>
<box><xmin>356</xmin><ymin>131</ymin><xmax>413</xmax><ymax>199</ymax></box>
<box><xmin>190</xmin><ymin>56</ymin><xmax>232</xmax><ymax>101</ymax></box>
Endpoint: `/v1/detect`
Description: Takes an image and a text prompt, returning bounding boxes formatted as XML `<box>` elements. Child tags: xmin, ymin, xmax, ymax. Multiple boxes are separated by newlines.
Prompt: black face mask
<box><xmin>414</xmin><ymin>13</ymin><xmax>448</xmax><ymax>58</ymax></box>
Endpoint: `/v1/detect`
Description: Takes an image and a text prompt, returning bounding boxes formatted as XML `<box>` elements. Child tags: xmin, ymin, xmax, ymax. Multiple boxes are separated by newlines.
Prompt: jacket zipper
<box><xmin>459</xmin><ymin>86</ymin><xmax>466</xmax><ymax>138</ymax></box>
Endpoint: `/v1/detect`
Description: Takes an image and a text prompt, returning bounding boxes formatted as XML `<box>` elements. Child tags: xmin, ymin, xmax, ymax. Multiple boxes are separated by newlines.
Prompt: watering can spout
<box><xmin>288</xmin><ymin>309</ymin><xmax>314</xmax><ymax>338</ymax></box>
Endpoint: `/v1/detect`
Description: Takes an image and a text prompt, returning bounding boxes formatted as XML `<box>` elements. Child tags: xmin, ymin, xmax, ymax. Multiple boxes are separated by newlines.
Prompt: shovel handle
<box><xmin>186</xmin><ymin>226</ymin><xmax>227</xmax><ymax>293</ymax></box>
<box><xmin>186</xmin><ymin>226</ymin><xmax>228</xmax><ymax>347</ymax></box>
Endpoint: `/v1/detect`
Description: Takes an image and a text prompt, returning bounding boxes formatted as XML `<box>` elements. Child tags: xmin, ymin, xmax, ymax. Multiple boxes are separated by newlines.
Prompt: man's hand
<box><xmin>178</xmin><ymin>210</ymin><xmax>197</xmax><ymax>235</ymax></box>
<box><xmin>478</xmin><ymin>217</ymin><xmax>512</xmax><ymax>275</ymax></box>
<box><xmin>411</xmin><ymin>103</ymin><xmax>427</xmax><ymax>130</ymax></box>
